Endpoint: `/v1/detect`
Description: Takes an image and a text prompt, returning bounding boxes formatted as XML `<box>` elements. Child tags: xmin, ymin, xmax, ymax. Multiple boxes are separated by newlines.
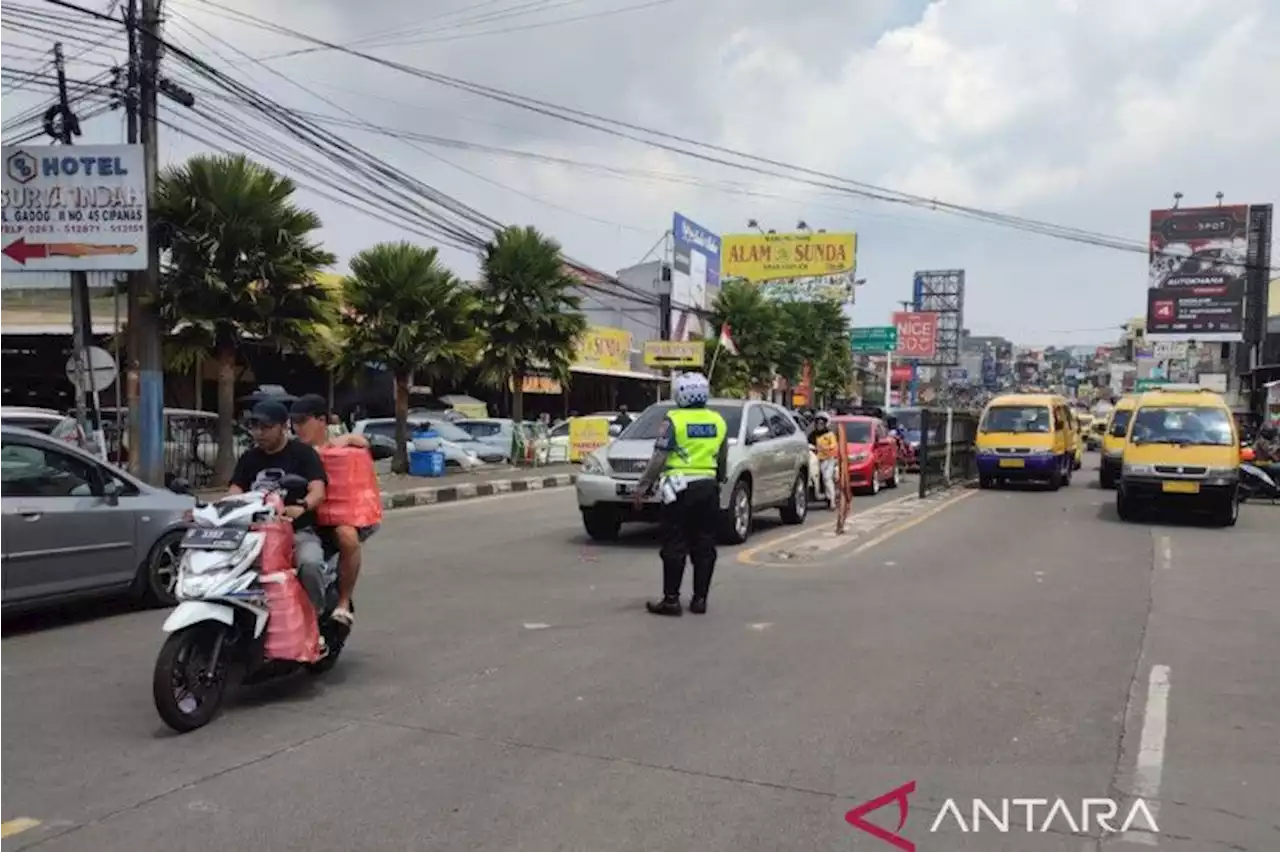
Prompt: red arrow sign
<box><xmin>2</xmin><ymin>237</ymin><xmax>51</xmax><ymax>265</ymax></box>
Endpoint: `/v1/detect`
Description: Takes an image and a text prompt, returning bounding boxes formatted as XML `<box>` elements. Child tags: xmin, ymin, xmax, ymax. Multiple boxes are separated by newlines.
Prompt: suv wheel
<box><xmin>720</xmin><ymin>480</ymin><xmax>753</xmax><ymax>544</ymax></box>
<box><xmin>582</xmin><ymin>508</ymin><xmax>621</xmax><ymax>541</ymax></box>
<box><xmin>780</xmin><ymin>471</ymin><xmax>807</xmax><ymax>525</ymax></box>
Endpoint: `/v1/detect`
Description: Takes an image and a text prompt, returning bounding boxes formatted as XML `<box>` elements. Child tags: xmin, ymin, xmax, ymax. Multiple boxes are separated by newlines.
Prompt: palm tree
<box><xmin>151</xmin><ymin>153</ymin><xmax>337</xmax><ymax>484</ymax></box>
<box><xmin>475</xmin><ymin>226</ymin><xmax>587</xmax><ymax>423</ymax></box>
<box><xmin>339</xmin><ymin>242</ymin><xmax>482</xmax><ymax>474</ymax></box>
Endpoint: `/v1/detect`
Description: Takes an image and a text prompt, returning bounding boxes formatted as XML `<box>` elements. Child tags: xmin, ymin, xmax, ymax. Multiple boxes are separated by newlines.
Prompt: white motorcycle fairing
<box><xmin>163</xmin><ymin>600</ymin><xmax>235</xmax><ymax>633</ymax></box>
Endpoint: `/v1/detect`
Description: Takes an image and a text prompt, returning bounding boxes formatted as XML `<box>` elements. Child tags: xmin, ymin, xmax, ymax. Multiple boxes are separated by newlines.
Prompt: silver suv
<box><xmin>576</xmin><ymin>399</ymin><xmax>811</xmax><ymax>543</ymax></box>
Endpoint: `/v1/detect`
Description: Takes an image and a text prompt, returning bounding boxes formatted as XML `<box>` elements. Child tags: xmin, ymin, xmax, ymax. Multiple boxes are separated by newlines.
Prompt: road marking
<box><xmin>749</xmin><ymin>622</ymin><xmax>773</xmax><ymax>631</ymax></box>
<box><xmin>1120</xmin><ymin>665</ymin><xmax>1170</xmax><ymax>846</ymax></box>
<box><xmin>523</xmin><ymin>622</ymin><xmax>551</xmax><ymax>630</ymax></box>
<box><xmin>1157</xmin><ymin>535</ymin><xmax>1172</xmax><ymax>570</ymax></box>
<box><xmin>384</xmin><ymin>486</ymin><xmax>570</xmax><ymax>518</ymax></box>
<box><xmin>736</xmin><ymin>492</ymin><xmax>918</xmax><ymax>564</ymax></box>
<box><xmin>846</xmin><ymin>490</ymin><xmax>976</xmax><ymax>557</ymax></box>
<box><xmin>1</xmin><ymin>819</ymin><xmax>41</xmax><ymax>838</ymax></box>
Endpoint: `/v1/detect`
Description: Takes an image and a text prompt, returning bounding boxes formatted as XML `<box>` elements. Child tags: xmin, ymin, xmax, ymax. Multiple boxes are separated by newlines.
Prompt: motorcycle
<box><xmin>152</xmin><ymin>470</ymin><xmax>351</xmax><ymax>733</ymax></box>
<box><xmin>1239</xmin><ymin>446</ymin><xmax>1280</xmax><ymax>503</ymax></box>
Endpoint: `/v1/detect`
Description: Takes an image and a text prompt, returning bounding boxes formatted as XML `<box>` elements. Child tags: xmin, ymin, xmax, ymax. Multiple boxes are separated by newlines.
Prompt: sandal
<box><xmin>331</xmin><ymin>607</ymin><xmax>354</xmax><ymax>626</ymax></box>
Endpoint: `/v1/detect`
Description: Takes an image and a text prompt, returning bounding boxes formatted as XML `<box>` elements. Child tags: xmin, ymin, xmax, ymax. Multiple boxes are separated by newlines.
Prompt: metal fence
<box><xmin>101</xmin><ymin>415</ymin><xmax>247</xmax><ymax>488</ymax></box>
<box><xmin>917</xmin><ymin>407</ymin><xmax>979</xmax><ymax>497</ymax></box>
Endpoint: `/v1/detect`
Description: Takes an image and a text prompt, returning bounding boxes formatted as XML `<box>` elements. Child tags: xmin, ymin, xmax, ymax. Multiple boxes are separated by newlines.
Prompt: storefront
<box><xmin>568</xmin><ymin>326</ymin><xmax>665</xmax><ymax>414</ymax></box>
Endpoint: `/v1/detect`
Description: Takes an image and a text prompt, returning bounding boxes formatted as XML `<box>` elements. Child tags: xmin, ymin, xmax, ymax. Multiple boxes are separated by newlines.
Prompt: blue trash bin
<box><xmin>409</xmin><ymin>449</ymin><xmax>445</xmax><ymax>477</ymax></box>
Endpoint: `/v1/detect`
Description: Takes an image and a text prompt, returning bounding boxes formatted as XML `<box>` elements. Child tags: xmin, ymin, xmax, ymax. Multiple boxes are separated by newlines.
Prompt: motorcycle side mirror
<box><xmin>168</xmin><ymin>477</ymin><xmax>193</xmax><ymax>496</ymax></box>
<box><xmin>278</xmin><ymin>473</ymin><xmax>309</xmax><ymax>490</ymax></box>
<box><xmin>748</xmin><ymin>425</ymin><xmax>771</xmax><ymax>443</ymax></box>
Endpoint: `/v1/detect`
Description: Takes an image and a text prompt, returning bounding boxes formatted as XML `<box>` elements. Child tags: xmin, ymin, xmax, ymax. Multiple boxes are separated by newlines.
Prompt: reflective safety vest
<box><xmin>664</xmin><ymin>407</ymin><xmax>727</xmax><ymax>477</ymax></box>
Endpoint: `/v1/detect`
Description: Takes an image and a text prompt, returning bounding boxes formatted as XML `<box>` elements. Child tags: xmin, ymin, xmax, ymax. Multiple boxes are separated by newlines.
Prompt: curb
<box><xmin>381</xmin><ymin>473</ymin><xmax>578</xmax><ymax>510</ymax></box>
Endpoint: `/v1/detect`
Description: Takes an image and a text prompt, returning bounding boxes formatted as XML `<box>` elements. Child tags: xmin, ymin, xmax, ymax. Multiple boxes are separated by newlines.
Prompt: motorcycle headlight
<box><xmin>582</xmin><ymin>453</ymin><xmax>608</xmax><ymax>475</ymax></box>
<box><xmin>1124</xmin><ymin>463</ymin><xmax>1154</xmax><ymax>476</ymax></box>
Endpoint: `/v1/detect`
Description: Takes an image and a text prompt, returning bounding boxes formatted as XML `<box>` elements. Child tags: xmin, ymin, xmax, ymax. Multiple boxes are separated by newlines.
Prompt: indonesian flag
<box><xmin>718</xmin><ymin>323</ymin><xmax>739</xmax><ymax>355</ymax></box>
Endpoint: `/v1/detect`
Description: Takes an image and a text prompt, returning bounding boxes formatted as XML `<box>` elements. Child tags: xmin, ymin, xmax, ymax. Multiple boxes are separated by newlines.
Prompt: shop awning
<box><xmin>570</xmin><ymin>365</ymin><xmax>665</xmax><ymax>381</ymax></box>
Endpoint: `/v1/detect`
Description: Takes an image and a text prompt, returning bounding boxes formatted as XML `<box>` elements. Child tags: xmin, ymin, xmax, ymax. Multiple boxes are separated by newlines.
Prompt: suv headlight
<box><xmin>582</xmin><ymin>453</ymin><xmax>607</xmax><ymax>475</ymax></box>
<box><xmin>1123</xmin><ymin>463</ymin><xmax>1154</xmax><ymax>476</ymax></box>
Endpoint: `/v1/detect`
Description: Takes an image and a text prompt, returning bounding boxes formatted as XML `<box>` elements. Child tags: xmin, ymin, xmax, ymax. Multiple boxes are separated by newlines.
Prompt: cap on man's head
<box><xmin>290</xmin><ymin>394</ymin><xmax>328</xmax><ymax>421</ymax></box>
<box><xmin>249</xmin><ymin>399</ymin><xmax>289</xmax><ymax>426</ymax></box>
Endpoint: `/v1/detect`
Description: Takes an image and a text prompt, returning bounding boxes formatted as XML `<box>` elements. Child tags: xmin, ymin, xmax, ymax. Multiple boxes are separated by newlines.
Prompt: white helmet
<box><xmin>672</xmin><ymin>372</ymin><xmax>710</xmax><ymax>408</ymax></box>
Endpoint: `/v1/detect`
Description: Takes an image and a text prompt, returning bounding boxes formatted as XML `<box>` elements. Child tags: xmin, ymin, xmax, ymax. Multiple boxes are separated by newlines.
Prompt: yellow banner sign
<box><xmin>721</xmin><ymin>231</ymin><xmax>856</xmax><ymax>282</ymax></box>
<box><xmin>642</xmin><ymin>340</ymin><xmax>705</xmax><ymax>368</ymax></box>
<box><xmin>510</xmin><ymin>375</ymin><xmax>562</xmax><ymax>395</ymax></box>
<box><xmin>575</xmin><ymin>326</ymin><xmax>632</xmax><ymax>371</ymax></box>
<box><xmin>568</xmin><ymin>417</ymin><xmax>611</xmax><ymax>462</ymax></box>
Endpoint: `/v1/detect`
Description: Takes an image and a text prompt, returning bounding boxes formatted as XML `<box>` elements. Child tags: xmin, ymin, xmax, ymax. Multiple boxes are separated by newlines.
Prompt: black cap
<box><xmin>290</xmin><ymin>394</ymin><xmax>328</xmax><ymax>420</ymax></box>
<box><xmin>249</xmin><ymin>399</ymin><xmax>289</xmax><ymax>426</ymax></box>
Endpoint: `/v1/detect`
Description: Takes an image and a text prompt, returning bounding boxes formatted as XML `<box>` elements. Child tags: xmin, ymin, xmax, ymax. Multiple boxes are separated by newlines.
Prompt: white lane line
<box><xmin>384</xmin><ymin>486</ymin><xmax>571</xmax><ymax>518</ymax></box>
<box><xmin>1158</xmin><ymin>535</ymin><xmax>1172</xmax><ymax>570</ymax></box>
<box><xmin>523</xmin><ymin>622</ymin><xmax>551</xmax><ymax>630</ymax></box>
<box><xmin>1120</xmin><ymin>664</ymin><xmax>1171</xmax><ymax>846</ymax></box>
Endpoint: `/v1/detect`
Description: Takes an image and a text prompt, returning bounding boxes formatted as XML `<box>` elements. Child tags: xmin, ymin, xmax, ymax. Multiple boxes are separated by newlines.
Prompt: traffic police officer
<box><xmin>632</xmin><ymin>372</ymin><xmax>728</xmax><ymax>616</ymax></box>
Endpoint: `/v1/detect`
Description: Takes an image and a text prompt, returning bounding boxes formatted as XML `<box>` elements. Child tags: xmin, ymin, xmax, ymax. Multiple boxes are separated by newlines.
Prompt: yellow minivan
<box><xmin>1116</xmin><ymin>386</ymin><xmax>1241</xmax><ymax>526</ymax></box>
<box><xmin>1099</xmin><ymin>395</ymin><xmax>1138</xmax><ymax>488</ymax></box>
<box><xmin>976</xmin><ymin>393</ymin><xmax>1075</xmax><ymax>489</ymax></box>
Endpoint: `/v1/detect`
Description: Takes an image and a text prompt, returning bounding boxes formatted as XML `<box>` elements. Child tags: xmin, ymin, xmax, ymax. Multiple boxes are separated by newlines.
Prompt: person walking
<box><xmin>631</xmin><ymin>372</ymin><xmax>727</xmax><ymax>616</ymax></box>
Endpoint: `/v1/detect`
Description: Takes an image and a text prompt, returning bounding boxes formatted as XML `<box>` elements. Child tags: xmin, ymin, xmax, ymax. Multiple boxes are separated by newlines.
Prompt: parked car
<box><xmin>453</xmin><ymin>418</ymin><xmax>551</xmax><ymax>464</ymax></box>
<box><xmin>1</xmin><ymin>424</ymin><xmax>195</xmax><ymax>613</ymax></box>
<box><xmin>352</xmin><ymin>417</ymin><xmax>502</xmax><ymax>467</ymax></box>
<box><xmin>575</xmin><ymin>399</ymin><xmax>811</xmax><ymax>544</ymax></box>
<box><xmin>830</xmin><ymin>415</ymin><xmax>902</xmax><ymax>494</ymax></box>
<box><xmin>0</xmin><ymin>405</ymin><xmax>92</xmax><ymax>451</ymax></box>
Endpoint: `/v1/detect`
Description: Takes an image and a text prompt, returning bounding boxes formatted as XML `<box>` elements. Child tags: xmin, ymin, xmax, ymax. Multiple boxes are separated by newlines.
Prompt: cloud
<box><xmin>5</xmin><ymin>0</ymin><xmax>1277</xmax><ymax>345</ymax></box>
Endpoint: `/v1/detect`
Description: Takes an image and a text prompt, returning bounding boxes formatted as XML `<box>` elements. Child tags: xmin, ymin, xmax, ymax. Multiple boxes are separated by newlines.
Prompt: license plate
<box><xmin>1162</xmin><ymin>480</ymin><xmax>1201</xmax><ymax>494</ymax></box>
<box><xmin>998</xmin><ymin>458</ymin><xmax>1026</xmax><ymax>468</ymax></box>
<box><xmin>181</xmin><ymin>527</ymin><xmax>246</xmax><ymax>550</ymax></box>
<box><xmin>616</xmin><ymin>483</ymin><xmax>638</xmax><ymax>496</ymax></box>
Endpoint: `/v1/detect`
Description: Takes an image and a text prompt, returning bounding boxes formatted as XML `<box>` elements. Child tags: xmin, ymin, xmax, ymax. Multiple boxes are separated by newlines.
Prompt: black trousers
<box><xmin>659</xmin><ymin>478</ymin><xmax>720</xmax><ymax>598</ymax></box>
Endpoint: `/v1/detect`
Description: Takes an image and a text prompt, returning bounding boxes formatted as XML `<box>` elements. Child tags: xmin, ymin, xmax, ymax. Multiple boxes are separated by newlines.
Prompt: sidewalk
<box><xmin>195</xmin><ymin>462</ymin><xmax>578</xmax><ymax>510</ymax></box>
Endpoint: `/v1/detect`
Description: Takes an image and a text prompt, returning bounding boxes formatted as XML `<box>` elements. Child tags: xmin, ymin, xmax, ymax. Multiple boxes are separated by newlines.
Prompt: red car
<box><xmin>831</xmin><ymin>415</ymin><xmax>902</xmax><ymax>494</ymax></box>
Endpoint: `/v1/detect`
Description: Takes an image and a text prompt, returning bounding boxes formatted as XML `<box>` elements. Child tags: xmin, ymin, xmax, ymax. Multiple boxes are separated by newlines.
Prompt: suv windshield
<box><xmin>620</xmin><ymin>403</ymin><xmax>744</xmax><ymax>440</ymax></box>
<box><xmin>982</xmin><ymin>405</ymin><xmax>1051</xmax><ymax>433</ymax></box>
<box><xmin>1130</xmin><ymin>406</ymin><xmax>1233</xmax><ymax>446</ymax></box>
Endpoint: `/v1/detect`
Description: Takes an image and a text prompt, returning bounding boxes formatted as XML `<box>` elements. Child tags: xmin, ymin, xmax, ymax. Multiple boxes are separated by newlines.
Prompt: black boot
<box><xmin>646</xmin><ymin>595</ymin><xmax>682</xmax><ymax>616</ymax></box>
<box><xmin>689</xmin><ymin>596</ymin><xmax>707</xmax><ymax>614</ymax></box>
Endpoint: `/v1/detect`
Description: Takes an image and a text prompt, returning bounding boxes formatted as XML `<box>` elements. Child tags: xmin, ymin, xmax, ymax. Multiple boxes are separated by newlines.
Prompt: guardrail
<box><xmin>917</xmin><ymin>407</ymin><xmax>979</xmax><ymax>497</ymax></box>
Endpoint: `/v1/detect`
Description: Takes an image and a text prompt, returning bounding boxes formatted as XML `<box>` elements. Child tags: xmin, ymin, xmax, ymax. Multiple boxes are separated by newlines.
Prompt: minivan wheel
<box><xmin>1116</xmin><ymin>487</ymin><xmax>1136</xmax><ymax>522</ymax></box>
<box><xmin>141</xmin><ymin>529</ymin><xmax>184</xmax><ymax>607</ymax></box>
<box><xmin>780</xmin><ymin>472</ymin><xmax>807</xmax><ymax>525</ymax></box>
<box><xmin>720</xmin><ymin>480</ymin><xmax>752</xmax><ymax>544</ymax></box>
<box><xmin>1213</xmin><ymin>494</ymin><xmax>1239</xmax><ymax>528</ymax></box>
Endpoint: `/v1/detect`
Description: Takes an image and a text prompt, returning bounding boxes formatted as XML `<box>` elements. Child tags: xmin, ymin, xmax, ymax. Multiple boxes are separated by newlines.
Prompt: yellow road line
<box><xmin>2</xmin><ymin>818</ymin><xmax>41</xmax><ymax>838</ymax></box>
<box><xmin>846</xmin><ymin>489</ymin><xmax>976</xmax><ymax>557</ymax></box>
<box><xmin>736</xmin><ymin>492</ymin><xmax>918</xmax><ymax>565</ymax></box>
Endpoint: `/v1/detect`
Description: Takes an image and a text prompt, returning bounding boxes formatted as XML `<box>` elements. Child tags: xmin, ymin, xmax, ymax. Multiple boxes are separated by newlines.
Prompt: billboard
<box><xmin>670</xmin><ymin>212</ymin><xmax>720</xmax><ymax>341</ymax></box>
<box><xmin>2</xmin><ymin>144</ymin><xmax>149</xmax><ymax>273</ymax></box>
<box><xmin>574</xmin><ymin>326</ymin><xmax>632</xmax><ymax>372</ymax></box>
<box><xmin>1145</xmin><ymin>205</ymin><xmax>1249</xmax><ymax>340</ymax></box>
<box><xmin>893</xmin><ymin>311</ymin><xmax>938</xmax><ymax>359</ymax></box>
<box><xmin>720</xmin><ymin>231</ymin><xmax>855</xmax><ymax>282</ymax></box>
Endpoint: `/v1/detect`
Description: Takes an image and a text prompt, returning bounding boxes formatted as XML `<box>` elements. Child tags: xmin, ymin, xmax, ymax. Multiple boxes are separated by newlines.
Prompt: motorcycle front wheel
<box><xmin>153</xmin><ymin>624</ymin><xmax>232</xmax><ymax>733</ymax></box>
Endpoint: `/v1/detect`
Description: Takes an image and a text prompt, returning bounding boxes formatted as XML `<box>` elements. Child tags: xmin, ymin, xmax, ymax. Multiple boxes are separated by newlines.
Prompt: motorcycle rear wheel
<box><xmin>153</xmin><ymin>624</ymin><xmax>231</xmax><ymax>733</ymax></box>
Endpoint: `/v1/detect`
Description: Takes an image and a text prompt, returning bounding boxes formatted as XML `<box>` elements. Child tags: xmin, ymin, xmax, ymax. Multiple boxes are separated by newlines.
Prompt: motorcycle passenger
<box><xmin>633</xmin><ymin>372</ymin><xmax>728</xmax><ymax>616</ymax></box>
<box><xmin>228</xmin><ymin>400</ymin><xmax>328</xmax><ymax>619</ymax></box>
<box><xmin>1255</xmin><ymin>426</ymin><xmax>1280</xmax><ymax>463</ymax></box>
<box><xmin>290</xmin><ymin>394</ymin><xmax>376</xmax><ymax>627</ymax></box>
<box><xmin>809</xmin><ymin>412</ymin><xmax>838</xmax><ymax>506</ymax></box>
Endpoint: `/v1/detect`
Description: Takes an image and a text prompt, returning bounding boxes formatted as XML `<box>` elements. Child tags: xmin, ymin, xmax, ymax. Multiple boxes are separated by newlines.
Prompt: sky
<box><xmin>4</xmin><ymin>0</ymin><xmax>1278</xmax><ymax>347</ymax></box>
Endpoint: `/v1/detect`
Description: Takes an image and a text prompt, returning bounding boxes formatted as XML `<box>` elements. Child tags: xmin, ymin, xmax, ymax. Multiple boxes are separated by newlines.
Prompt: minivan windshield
<box><xmin>1130</xmin><ymin>406</ymin><xmax>1234</xmax><ymax>446</ymax></box>
<box><xmin>1109</xmin><ymin>409</ymin><xmax>1133</xmax><ymax>437</ymax></box>
<box><xmin>981</xmin><ymin>405</ymin><xmax>1052</xmax><ymax>433</ymax></box>
<box><xmin>620</xmin><ymin>403</ymin><xmax>744</xmax><ymax>440</ymax></box>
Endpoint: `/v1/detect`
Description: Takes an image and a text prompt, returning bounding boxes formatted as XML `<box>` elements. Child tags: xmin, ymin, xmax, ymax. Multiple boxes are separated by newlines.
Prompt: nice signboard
<box><xmin>893</xmin><ymin>311</ymin><xmax>938</xmax><ymax>359</ymax></box>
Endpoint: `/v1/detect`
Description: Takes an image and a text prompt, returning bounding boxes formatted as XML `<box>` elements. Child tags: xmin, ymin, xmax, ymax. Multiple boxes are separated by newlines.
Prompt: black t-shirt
<box><xmin>230</xmin><ymin>439</ymin><xmax>328</xmax><ymax>530</ymax></box>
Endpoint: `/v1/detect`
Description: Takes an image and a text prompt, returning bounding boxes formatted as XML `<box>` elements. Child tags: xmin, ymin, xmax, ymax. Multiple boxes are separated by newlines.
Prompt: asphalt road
<box><xmin>2</xmin><ymin>459</ymin><xmax>1277</xmax><ymax>851</ymax></box>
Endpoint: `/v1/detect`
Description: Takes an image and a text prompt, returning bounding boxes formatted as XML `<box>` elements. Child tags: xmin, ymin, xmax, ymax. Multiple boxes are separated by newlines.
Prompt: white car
<box><xmin>352</xmin><ymin>417</ymin><xmax>496</xmax><ymax>469</ymax></box>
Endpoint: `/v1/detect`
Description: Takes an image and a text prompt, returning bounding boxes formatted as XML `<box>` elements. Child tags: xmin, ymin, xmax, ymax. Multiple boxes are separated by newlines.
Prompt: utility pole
<box><xmin>53</xmin><ymin>43</ymin><xmax>107</xmax><ymax>458</ymax></box>
<box><xmin>127</xmin><ymin>0</ymin><xmax>165</xmax><ymax>484</ymax></box>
